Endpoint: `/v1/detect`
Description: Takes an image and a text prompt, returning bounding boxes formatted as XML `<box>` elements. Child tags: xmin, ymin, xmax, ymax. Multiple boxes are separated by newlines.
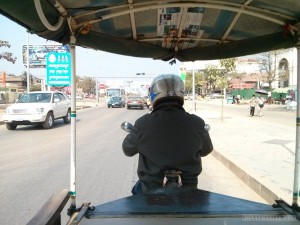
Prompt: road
<box><xmin>0</xmin><ymin>105</ymin><xmax>136</xmax><ymax>225</ymax></box>
<box><xmin>0</xmin><ymin>101</ymin><xmax>273</xmax><ymax>225</ymax></box>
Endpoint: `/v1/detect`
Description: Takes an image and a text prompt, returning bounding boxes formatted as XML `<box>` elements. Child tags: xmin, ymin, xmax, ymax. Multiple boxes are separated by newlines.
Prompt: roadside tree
<box><xmin>219</xmin><ymin>58</ymin><xmax>237</xmax><ymax>93</ymax></box>
<box><xmin>21</xmin><ymin>71</ymin><xmax>34</xmax><ymax>89</ymax></box>
<box><xmin>184</xmin><ymin>57</ymin><xmax>238</xmax><ymax>97</ymax></box>
<box><xmin>0</xmin><ymin>40</ymin><xmax>16</xmax><ymax>63</ymax></box>
<box><xmin>79</xmin><ymin>76</ymin><xmax>96</xmax><ymax>94</ymax></box>
<box><xmin>259</xmin><ymin>50</ymin><xmax>289</xmax><ymax>89</ymax></box>
<box><xmin>202</xmin><ymin>64</ymin><xmax>222</xmax><ymax>92</ymax></box>
<box><xmin>185</xmin><ymin>70</ymin><xmax>208</xmax><ymax>96</ymax></box>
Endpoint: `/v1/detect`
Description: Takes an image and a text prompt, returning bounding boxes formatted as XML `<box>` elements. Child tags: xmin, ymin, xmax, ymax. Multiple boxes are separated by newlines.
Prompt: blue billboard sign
<box><xmin>46</xmin><ymin>52</ymin><xmax>71</xmax><ymax>86</ymax></box>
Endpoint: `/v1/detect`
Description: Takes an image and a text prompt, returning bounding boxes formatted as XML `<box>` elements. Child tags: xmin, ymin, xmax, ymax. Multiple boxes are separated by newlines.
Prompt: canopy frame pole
<box><xmin>26</xmin><ymin>31</ymin><xmax>30</xmax><ymax>92</ymax></box>
<box><xmin>192</xmin><ymin>61</ymin><xmax>196</xmax><ymax>113</ymax></box>
<box><xmin>33</xmin><ymin>0</ymin><xmax>66</xmax><ymax>31</ymax></box>
<box><xmin>293</xmin><ymin>45</ymin><xmax>300</xmax><ymax>208</ymax></box>
<box><xmin>69</xmin><ymin>34</ymin><xmax>77</xmax><ymax>210</ymax></box>
<box><xmin>66</xmin><ymin>15</ymin><xmax>78</xmax><ymax>216</ymax></box>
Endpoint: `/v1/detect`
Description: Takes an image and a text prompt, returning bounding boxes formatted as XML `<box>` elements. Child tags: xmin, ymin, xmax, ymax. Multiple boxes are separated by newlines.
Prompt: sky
<box><xmin>0</xmin><ymin>15</ymin><xmax>181</xmax><ymax>86</ymax></box>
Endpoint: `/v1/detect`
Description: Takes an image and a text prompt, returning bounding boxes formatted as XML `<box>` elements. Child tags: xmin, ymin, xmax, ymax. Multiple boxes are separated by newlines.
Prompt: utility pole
<box><xmin>127</xmin><ymin>81</ymin><xmax>133</xmax><ymax>94</ymax></box>
<box><xmin>192</xmin><ymin>62</ymin><xmax>196</xmax><ymax>113</ymax></box>
<box><xmin>95</xmin><ymin>77</ymin><xmax>99</xmax><ymax>103</ymax></box>
<box><xmin>26</xmin><ymin>31</ymin><xmax>30</xmax><ymax>92</ymax></box>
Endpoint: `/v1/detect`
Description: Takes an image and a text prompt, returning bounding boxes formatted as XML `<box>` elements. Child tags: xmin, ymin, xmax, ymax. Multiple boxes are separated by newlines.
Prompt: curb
<box><xmin>76</xmin><ymin>105</ymin><xmax>92</xmax><ymax>110</ymax></box>
<box><xmin>211</xmin><ymin>150</ymin><xmax>279</xmax><ymax>204</ymax></box>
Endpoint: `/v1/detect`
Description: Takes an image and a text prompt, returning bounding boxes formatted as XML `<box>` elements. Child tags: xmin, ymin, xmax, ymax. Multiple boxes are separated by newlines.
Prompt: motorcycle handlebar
<box><xmin>121</xmin><ymin>121</ymin><xmax>211</xmax><ymax>133</ymax></box>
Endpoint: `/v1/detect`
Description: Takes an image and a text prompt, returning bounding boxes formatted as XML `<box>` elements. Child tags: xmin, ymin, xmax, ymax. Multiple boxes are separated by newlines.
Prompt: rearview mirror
<box><xmin>121</xmin><ymin>121</ymin><xmax>134</xmax><ymax>133</ymax></box>
<box><xmin>54</xmin><ymin>98</ymin><xmax>60</xmax><ymax>103</ymax></box>
<box><xmin>205</xmin><ymin>124</ymin><xmax>211</xmax><ymax>132</ymax></box>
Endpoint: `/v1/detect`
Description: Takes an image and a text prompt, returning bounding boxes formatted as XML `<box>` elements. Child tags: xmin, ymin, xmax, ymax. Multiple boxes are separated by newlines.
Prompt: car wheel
<box><xmin>42</xmin><ymin>112</ymin><xmax>54</xmax><ymax>129</ymax></box>
<box><xmin>63</xmin><ymin>109</ymin><xmax>71</xmax><ymax>124</ymax></box>
<box><xmin>6</xmin><ymin>123</ymin><xmax>17</xmax><ymax>130</ymax></box>
<box><xmin>127</xmin><ymin>106</ymin><xmax>130</xmax><ymax>109</ymax></box>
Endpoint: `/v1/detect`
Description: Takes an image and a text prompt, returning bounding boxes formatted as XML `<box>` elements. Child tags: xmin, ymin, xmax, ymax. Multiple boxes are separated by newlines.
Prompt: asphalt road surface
<box><xmin>0</xmin><ymin>103</ymin><xmax>267</xmax><ymax>225</ymax></box>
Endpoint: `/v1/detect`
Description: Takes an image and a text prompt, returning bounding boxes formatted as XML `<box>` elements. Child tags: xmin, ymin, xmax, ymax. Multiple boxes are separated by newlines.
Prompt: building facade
<box><xmin>181</xmin><ymin>47</ymin><xmax>298</xmax><ymax>90</ymax></box>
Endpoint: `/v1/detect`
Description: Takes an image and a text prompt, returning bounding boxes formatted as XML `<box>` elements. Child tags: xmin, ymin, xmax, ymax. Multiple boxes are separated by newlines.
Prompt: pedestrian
<box><xmin>257</xmin><ymin>96</ymin><xmax>265</xmax><ymax>117</ymax></box>
<box><xmin>249</xmin><ymin>95</ymin><xmax>257</xmax><ymax>117</ymax></box>
<box><xmin>122</xmin><ymin>74</ymin><xmax>214</xmax><ymax>194</ymax></box>
<box><xmin>236</xmin><ymin>94</ymin><xmax>240</xmax><ymax>104</ymax></box>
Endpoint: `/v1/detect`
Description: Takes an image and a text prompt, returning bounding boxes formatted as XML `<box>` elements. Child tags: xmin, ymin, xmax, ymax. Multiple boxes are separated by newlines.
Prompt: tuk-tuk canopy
<box><xmin>0</xmin><ymin>0</ymin><xmax>299</xmax><ymax>62</ymax></box>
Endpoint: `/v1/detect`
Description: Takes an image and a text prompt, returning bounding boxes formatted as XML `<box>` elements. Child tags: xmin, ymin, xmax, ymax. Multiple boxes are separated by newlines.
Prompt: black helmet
<box><xmin>149</xmin><ymin>74</ymin><xmax>185</xmax><ymax>107</ymax></box>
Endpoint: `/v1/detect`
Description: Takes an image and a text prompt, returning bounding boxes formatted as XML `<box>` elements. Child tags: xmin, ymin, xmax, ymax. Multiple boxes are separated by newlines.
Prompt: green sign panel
<box><xmin>46</xmin><ymin>52</ymin><xmax>71</xmax><ymax>86</ymax></box>
<box><xmin>180</xmin><ymin>73</ymin><xmax>186</xmax><ymax>81</ymax></box>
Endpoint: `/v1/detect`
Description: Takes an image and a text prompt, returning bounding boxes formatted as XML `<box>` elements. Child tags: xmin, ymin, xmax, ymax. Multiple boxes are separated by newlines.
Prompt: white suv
<box><xmin>3</xmin><ymin>91</ymin><xmax>71</xmax><ymax>130</ymax></box>
<box><xmin>34</xmin><ymin>49</ymin><xmax>48</xmax><ymax>60</ymax></box>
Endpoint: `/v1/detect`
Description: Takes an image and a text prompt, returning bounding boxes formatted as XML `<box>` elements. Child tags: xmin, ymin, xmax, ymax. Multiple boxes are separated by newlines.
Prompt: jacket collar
<box><xmin>151</xmin><ymin>102</ymin><xmax>185</xmax><ymax>113</ymax></box>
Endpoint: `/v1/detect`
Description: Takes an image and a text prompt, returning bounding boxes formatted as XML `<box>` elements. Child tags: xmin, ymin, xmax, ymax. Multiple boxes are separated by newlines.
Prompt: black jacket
<box><xmin>122</xmin><ymin>102</ymin><xmax>213</xmax><ymax>193</ymax></box>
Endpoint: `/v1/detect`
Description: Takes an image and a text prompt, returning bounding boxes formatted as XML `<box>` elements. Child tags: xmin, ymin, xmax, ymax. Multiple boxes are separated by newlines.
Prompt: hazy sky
<box><xmin>0</xmin><ymin>15</ymin><xmax>182</xmax><ymax>85</ymax></box>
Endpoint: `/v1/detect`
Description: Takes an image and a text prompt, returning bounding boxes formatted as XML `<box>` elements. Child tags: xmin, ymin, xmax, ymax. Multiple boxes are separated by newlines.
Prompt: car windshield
<box><xmin>107</xmin><ymin>89</ymin><xmax>122</xmax><ymax>97</ymax></box>
<box><xmin>17</xmin><ymin>93</ymin><xmax>52</xmax><ymax>103</ymax></box>
<box><xmin>111</xmin><ymin>97</ymin><xmax>121</xmax><ymax>101</ymax></box>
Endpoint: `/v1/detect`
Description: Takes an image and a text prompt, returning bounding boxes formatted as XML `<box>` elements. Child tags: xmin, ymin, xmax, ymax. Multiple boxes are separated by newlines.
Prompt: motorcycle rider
<box><xmin>122</xmin><ymin>74</ymin><xmax>214</xmax><ymax>194</ymax></box>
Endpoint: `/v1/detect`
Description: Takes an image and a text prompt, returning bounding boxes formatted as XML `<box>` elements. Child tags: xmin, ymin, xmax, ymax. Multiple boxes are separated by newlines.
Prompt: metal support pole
<box><xmin>192</xmin><ymin>62</ymin><xmax>196</xmax><ymax>113</ymax></box>
<box><xmin>293</xmin><ymin>46</ymin><xmax>300</xmax><ymax>207</ymax></box>
<box><xmin>69</xmin><ymin>35</ymin><xmax>77</xmax><ymax>210</ymax></box>
<box><xmin>96</xmin><ymin>78</ymin><xmax>99</xmax><ymax>103</ymax></box>
<box><xmin>221</xmin><ymin>99</ymin><xmax>224</xmax><ymax>122</ymax></box>
<box><xmin>26</xmin><ymin>32</ymin><xmax>30</xmax><ymax>92</ymax></box>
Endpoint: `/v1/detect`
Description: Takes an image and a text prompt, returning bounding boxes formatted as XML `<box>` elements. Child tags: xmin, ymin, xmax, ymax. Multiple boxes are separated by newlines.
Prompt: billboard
<box><xmin>22</xmin><ymin>44</ymin><xmax>70</xmax><ymax>68</ymax></box>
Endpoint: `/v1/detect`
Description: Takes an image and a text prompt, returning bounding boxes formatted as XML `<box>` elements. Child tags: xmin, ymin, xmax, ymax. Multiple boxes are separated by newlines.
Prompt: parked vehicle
<box><xmin>127</xmin><ymin>96</ymin><xmax>144</xmax><ymax>109</ymax></box>
<box><xmin>184</xmin><ymin>94</ymin><xmax>194</xmax><ymax>100</ymax></box>
<box><xmin>210</xmin><ymin>93</ymin><xmax>224</xmax><ymax>99</ymax></box>
<box><xmin>76</xmin><ymin>95</ymin><xmax>83</xmax><ymax>100</ymax></box>
<box><xmin>2</xmin><ymin>91</ymin><xmax>71</xmax><ymax>130</ymax></box>
<box><xmin>226</xmin><ymin>95</ymin><xmax>234</xmax><ymax>104</ymax></box>
<box><xmin>89</xmin><ymin>94</ymin><xmax>96</xmax><ymax>99</ymax></box>
<box><xmin>107</xmin><ymin>96</ymin><xmax>125</xmax><ymax>108</ymax></box>
<box><xmin>184</xmin><ymin>94</ymin><xmax>190</xmax><ymax>100</ymax></box>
